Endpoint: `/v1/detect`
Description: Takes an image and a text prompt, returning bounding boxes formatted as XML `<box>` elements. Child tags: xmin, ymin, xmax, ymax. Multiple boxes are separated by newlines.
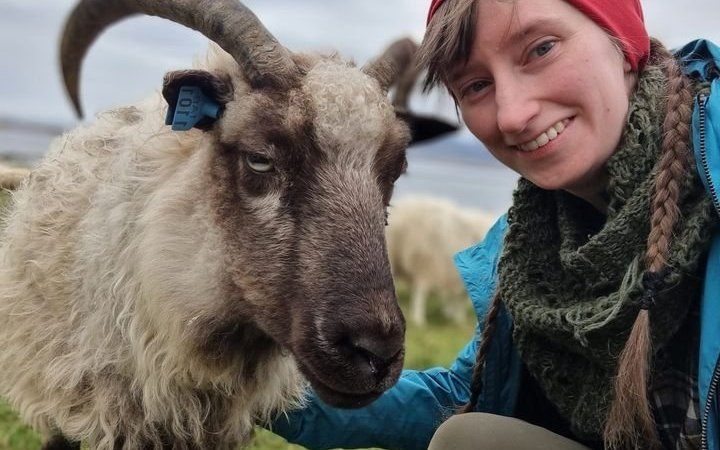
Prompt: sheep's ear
<box><xmin>162</xmin><ymin>70</ymin><xmax>234</xmax><ymax>131</ymax></box>
<box><xmin>396</xmin><ymin>110</ymin><xmax>459</xmax><ymax>145</ymax></box>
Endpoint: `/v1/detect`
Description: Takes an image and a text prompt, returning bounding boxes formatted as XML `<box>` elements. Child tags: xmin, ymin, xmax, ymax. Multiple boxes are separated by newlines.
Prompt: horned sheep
<box><xmin>0</xmin><ymin>0</ymin><xmax>431</xmax><ymax>448</ymax></box>
<box><xmin>386</xmin><ymin>195</ymin><xmax>497</xmax><ymax>326</ymax></box>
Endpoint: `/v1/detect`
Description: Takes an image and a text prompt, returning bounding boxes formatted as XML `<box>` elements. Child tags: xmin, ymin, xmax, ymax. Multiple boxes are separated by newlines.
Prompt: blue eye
<box><xmin>460</xmin><ymin>80</ymin><xmax>491</xmax><ymax>99</ymax></box>
<box><xmin>531</xmin><ymin>40</ymin><xmax>556</xmax><ymax>59</ymax></box>
<box><xmin>470</xmin><ymin>81</ymin><xmax>489</xmax><ymax>91</ymax></box>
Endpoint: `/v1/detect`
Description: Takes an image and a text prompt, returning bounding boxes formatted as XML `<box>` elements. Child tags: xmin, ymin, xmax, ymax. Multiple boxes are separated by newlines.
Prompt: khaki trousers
<box><xmin>428</xmin><ymin>413</ymin><xmax>592</xmax><ymax>450</ymax></box>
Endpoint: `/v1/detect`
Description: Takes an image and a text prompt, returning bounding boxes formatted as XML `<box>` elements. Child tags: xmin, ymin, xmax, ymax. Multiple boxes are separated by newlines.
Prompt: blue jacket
<box><xmin>683</xmin><ymin>39</ymin><xmax>720</xmax><ymax>450</ymax></box>
<box><xmin>271</xmin><ymin>40</ymin><xmax>720</xmax><ymax>450</ymax></box>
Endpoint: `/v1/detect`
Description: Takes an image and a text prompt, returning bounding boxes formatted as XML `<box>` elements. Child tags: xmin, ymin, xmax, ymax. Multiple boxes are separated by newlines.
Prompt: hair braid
<box><xmin>457</xmin><ymin>290</ymin><xmax>503</xmax><ymax>414</ymax></box>
<box><xmin>604</xmin><ymin>39</ymin><xmax>695</xmax><ymax>450</ymax></box>
<box><xmin>646</xmin><ymin>42</ymin><xmax>694</xmax><ymax>271</ymax></box>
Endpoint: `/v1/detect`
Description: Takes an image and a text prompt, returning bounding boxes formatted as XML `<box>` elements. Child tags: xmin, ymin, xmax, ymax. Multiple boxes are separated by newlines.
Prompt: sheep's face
<box><xmin>176</xmin><ymin>56</ymin><xmax>409</xmax><ymax>407</ymax></box>
<box><xmin>61</xmin><ymin>0</ymin><xmax>416</xmax><ymax>408</ymax></box>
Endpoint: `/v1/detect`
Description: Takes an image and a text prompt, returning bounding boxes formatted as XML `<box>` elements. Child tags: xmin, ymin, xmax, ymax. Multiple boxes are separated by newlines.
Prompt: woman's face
<box><xmin>448</xmin><ymin>0</ymin><xmax>636</xmax><ymax>203</ymax></box>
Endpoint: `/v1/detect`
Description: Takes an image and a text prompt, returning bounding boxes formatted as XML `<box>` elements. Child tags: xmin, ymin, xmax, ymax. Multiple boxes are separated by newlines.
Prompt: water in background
<box><xmin>0</xmin><ymin>119</ymin><xmax>519</xmax><ymax>215</ymax></box>
<box><xmin>396</xmin><ymin>136</ymin><xmax>518</xmax><ymax>215</ymax></box>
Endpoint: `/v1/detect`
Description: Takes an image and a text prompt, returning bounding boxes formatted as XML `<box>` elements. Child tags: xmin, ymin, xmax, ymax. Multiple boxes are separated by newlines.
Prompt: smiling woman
<box><xmin>443</xmin><ymin>0</ymin><xmax>637</xmax><ymax>211</ymax></box>
<box><xmin>269</xmin><ymin>1</ymin><xmax>720</xmax><ymax>450</ymax></box>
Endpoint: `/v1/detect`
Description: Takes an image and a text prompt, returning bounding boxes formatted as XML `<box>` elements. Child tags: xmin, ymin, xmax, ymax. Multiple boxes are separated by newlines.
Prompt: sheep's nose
<box><xmin>344</xmin><ymin>332</ymin><xmax>404</xmax><ymax>380</ymax></box>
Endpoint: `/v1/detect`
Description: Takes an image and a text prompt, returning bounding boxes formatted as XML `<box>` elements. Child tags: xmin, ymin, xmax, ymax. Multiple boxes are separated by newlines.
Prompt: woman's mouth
<box><xmin>517</xmin><ymin>119</ymin><xmax>571</xmax><ymax>152</ymax></box>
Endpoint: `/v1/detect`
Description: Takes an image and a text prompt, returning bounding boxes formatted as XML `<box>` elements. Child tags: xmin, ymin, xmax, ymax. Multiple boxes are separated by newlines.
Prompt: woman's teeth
<box><xmin>518</xmin><ymin>120</ymin><xmax>567</xmax><ymax>152</ymax></box>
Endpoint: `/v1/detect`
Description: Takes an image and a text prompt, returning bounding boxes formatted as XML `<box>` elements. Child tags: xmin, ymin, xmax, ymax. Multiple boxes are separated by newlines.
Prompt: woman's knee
<box><xmin>428</xmin><ymin>413</ymin><xmax>591</xmax><ymax>450</ymax></box>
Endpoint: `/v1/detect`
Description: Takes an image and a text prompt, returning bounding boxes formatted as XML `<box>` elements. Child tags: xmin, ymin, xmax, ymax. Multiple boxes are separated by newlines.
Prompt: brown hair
<box><xmin>418</xmin><ymin>3</ymin><xmax>697</xmax><ymax>448</ymax></box>
<box><xmin>603</xmin><ymin>39</ymin><xmax>695</xmax><ymax>450</ymax></box>
<box><xmin>417</xmin><ymin>0</ymin><xmax>478</xmax><ymax>91</ymax></box>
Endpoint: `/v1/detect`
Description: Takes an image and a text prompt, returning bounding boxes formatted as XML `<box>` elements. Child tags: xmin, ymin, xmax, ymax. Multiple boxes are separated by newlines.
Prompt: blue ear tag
<box><xmin>164</xmin><ymin>86</ymin><xmax>221</xmax><ymax>131</ymax></box>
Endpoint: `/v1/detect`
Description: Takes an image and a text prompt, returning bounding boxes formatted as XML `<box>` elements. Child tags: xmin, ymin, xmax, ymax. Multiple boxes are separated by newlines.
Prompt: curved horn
<box><xmin>61</xmin><ymin>0</ymin><xmax>300</xmax><ymax>117</ymax></box>
<box><xmin>391</xmin><ymin>57</ymin><xmax>423</xmax><ymax>110</ymax></box>
<box><xmin>362</xmin><ymin>37</ymin><xmax>418</xmax><ymax>93</ymax></box>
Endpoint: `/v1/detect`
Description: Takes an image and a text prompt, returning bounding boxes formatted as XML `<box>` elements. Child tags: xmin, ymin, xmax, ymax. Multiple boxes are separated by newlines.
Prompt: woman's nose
<box><xmin>494</xmin><ymin>77</ymin><xmax>540</xmax><ymax>137</ymax></box>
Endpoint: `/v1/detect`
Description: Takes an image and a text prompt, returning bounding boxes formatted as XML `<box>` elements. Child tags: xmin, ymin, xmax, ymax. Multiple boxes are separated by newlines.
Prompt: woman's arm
<box><xmin>268</xmin><ymin>331</ymin><xmax>478</xmax><ymax>450</ymax></box>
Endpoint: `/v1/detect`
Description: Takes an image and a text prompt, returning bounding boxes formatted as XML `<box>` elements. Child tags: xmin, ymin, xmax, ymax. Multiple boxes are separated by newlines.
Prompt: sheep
<box><xmin>0</xmin><ymin>162</ymin><xmax>30</xmax><ymax>191</ymax></box>
<box><xmin>0</xmin><ymin>0</ymin><xmax>425</xmax><ymax>448</ymax></box>
<box><xmin>0</xmin><ymin>163</ymin><xmax>30</xmax><ymax>219</ymax></box>
<box><xmin>386</xmin><ymin>196</ymin><xmax>497</xmax><ymax>326</ymax></box>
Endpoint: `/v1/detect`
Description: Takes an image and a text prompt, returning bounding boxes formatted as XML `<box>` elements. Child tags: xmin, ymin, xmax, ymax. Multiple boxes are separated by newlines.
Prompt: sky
<box><xmin>1</xmin><ymin>0</ymin><xmax>719</xmax><ymax>128</ymax></box>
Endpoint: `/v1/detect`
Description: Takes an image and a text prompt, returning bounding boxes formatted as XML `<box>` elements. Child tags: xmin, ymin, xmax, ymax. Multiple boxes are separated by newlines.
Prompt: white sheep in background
<box><xmin>386</xmin><ymin>196</ymin><xmax>497</xmax><ymax>326</ymax></box>
<box><xmin>0</xmin><ymin>162</ymin><xmax>30</xmax><ymax>191</ymax></box>
<box><xmin>0</xmin><ymin>0</ymin><xmax>435</xmax><ymax>448</ymax></box>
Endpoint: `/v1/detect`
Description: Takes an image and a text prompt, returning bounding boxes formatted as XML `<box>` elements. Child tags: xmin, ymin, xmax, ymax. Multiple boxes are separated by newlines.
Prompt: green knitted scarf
<box><xmin>499</xmin><ymin>61</ymin><xmax>717</xmax><ymax>439</ymax></box>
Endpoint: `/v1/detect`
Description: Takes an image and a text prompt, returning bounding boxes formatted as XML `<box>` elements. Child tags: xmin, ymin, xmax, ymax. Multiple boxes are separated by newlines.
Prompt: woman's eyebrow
<box><xmin>503</xmin><ymin>17</ymin><xmax>559</xmax><ymax>45</ymax></box>
<box><xmin>446</xmin><ymin>17</ymin><xmax>561</xmax><ymax>86</ymax></box>
<box><xmin>448</xmin><ymin>63</ymin><xmax>482</xmax><ymax>88</ymax></box>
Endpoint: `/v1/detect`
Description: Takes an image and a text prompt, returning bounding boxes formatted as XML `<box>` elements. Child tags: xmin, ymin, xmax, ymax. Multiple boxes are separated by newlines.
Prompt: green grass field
<box><xmin>0</xmin><ymin>282</ymin><xmax>476</xmax><ymax>450</ymax></box>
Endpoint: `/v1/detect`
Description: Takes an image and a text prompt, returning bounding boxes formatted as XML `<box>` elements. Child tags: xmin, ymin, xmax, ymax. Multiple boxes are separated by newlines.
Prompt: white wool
<box><xmin>0</xmin><ymin>48</ymin><xmax>306</xmax><ymax>450</ymax></box>
<box><xmin>304</xmin><ymin>60</ymin><xmax>396</xmax><ymax>166</ymax></box>
<box><xmin>386</xmin><ymin>196</ymin><xmax>497</xmax><ymax>326</ymax></box>
<box><xmin>0</xmin><ymin>162</ymin><xmax>30</xmax><ymax>190</ymax></box>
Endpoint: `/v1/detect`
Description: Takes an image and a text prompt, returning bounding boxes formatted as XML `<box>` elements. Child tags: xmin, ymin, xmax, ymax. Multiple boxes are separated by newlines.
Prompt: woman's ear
<box><xmin>623</xmin><ymin>63</ymin><xmax>638</xmax><ymax>96</ymax></box>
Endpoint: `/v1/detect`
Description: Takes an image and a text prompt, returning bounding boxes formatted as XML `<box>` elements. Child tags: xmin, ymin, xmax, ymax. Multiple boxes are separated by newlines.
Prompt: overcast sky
<box><xmin>1</xmin><ymin>0</ymin><xmax>719</xmax><ymax>128</ymax></box>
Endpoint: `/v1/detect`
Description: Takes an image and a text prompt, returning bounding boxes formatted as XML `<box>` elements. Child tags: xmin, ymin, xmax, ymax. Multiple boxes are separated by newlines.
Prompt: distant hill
<box><xmin>0</xmin><ymin>118</ymin><xmax>70</xmax><ymax>162</ymax></box>
<box><xmin>0</xmin><ymin>117</ymin><xmax>68</xmax><ymax>136</ymax></box>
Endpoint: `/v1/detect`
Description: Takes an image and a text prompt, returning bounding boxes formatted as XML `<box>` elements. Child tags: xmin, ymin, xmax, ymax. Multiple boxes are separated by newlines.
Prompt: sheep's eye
<box><xmin>245</xmin><ymin>154</ymin><xmax>274</xmax><ymax>173</ymax></box>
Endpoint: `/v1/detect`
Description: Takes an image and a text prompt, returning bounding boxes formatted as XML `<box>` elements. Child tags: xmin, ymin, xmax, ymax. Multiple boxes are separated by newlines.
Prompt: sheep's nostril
<box><xmin>355</xmin><ymin>346</ymin><xmax>384</xmax><ymax>376</ymax></box>
<box><xmin>349</xmin><ymin>335</ymin><xmax>402</xmax><ymax>378</ymax></box>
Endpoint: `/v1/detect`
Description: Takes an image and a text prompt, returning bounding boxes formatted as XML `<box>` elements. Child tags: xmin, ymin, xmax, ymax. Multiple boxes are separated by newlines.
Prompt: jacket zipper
<box><xmin>699</xmin><ymin>92</ymin><xmax>720</xmax><ymax>450</ymax></box>
<box><xmin>698</xmin><ymin>94</ymin><xmax>720</xmax><ymax>216</ymax></box>
<box><xmin>702</xmin><ymin>356</ymin><xmax>720</xmax><ymax>450</ymax></box>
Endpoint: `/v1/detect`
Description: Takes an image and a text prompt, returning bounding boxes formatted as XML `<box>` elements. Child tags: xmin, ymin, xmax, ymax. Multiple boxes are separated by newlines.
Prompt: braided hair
<box><xmin>603</xmin><ymin>39</ymin><xmax>695</xmax><ymax>450</ymax></box>
<box><xmin>456</xmin><ymin>290</ymin><xmax>503</xmax><ymax>414</ymax></box>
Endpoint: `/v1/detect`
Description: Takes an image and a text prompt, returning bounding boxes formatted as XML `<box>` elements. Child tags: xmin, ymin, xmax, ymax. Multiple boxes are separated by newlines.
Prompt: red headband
<box><xmin>426</xmin><ymin>0</ymin><xmax>650</xmax><ymax>70</ymax></box>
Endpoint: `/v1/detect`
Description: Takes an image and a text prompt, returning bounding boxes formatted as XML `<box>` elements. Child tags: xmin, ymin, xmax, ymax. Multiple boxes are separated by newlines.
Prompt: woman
<box><xmin>271</xmin><ymin>0</ymin><xmax>720</xmax><ymax>448</ymax></box>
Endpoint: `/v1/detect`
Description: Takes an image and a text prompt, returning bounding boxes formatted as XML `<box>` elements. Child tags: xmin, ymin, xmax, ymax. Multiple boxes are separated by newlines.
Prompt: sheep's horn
<box><xmin>61</xmin><ymin>0</ymin><xmax>300</xmax><ymax>117</ymax></box>
<box><xmin>362</xmin><ymin>37</ymin><xmax>418</xmax><ymax>93</ymax></box>
<box><xmin>391</xmin><ymin>57</ymin><xmax>423</xmax><ymax>110</ymax></box>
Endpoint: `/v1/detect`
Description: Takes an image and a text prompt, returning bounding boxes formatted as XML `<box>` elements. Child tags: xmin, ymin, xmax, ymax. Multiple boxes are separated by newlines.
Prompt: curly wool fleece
<box><xmin>498</xmin><ymin>60</ymin><xmax>717</xmax><ymax>438</ymax></box>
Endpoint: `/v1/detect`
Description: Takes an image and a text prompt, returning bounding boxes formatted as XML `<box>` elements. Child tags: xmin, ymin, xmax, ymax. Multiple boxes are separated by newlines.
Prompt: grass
<box><xmin>0</xmin><ymin>405</ymin><xmax>41</xmax><ymax>450</ymax></box>
<box><xmin>0</xmin><ymin>282</ymin><xmax>475</xmax><ymax>450</ymax></box>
